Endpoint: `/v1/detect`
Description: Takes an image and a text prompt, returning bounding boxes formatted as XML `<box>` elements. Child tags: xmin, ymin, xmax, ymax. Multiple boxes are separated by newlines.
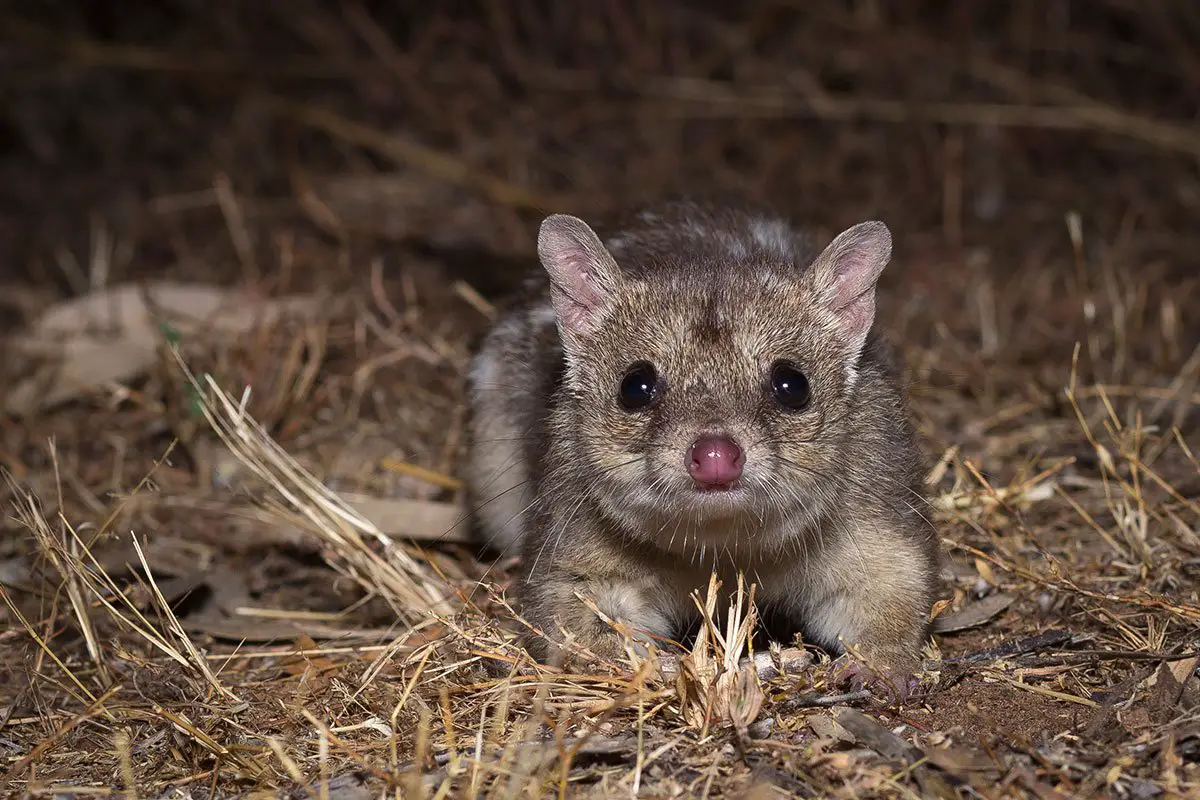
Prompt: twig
<box><xmin>979</xmin><ymin>670</ymin><xmax>1099</xmax><ymax>709</ymax></box>
<box><xmin>943</xmin><ymin>631</ymin><xmax>1077</xmax><ymax>665</ymax></box>
<box><xmin>783</xmin><ymin>689</ymin><xmax>873</xmax><ymax>709</ymax></box>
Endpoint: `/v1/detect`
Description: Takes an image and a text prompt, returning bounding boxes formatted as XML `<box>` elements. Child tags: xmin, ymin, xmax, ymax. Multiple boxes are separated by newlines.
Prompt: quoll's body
<box><xmin>464</xmin><ymin>200</ymin><xmax>941</xmax><ymax>698</ymax></box>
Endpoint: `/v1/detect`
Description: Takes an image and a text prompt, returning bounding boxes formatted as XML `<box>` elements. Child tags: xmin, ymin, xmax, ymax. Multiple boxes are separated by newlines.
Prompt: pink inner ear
<box><xmin>538</xmin><ymin>214</ymin><xmax>619</xmax><ymax>335</ymax></box>
<box><xmin>548</xmin><ymin>250</ymin><xmax>606</xmax><ymax>333</ymax></box>
<box><xmin>837</xmin><ymin>291</ymin><xmax>875</xmax><ymax>336</ymax></box>
<box><xmin>828</xmin><ymin>257</ymin><xmax>881</xmax><ymax>346</ymax></box>
<box><xmin>560</xmin><ymin>256</ymin><xmax>605</xmax><ymax>309</ymax></box>
<box><xmin>552</xmin><ymin>284</ymin><xmax>596</xmax><ymax>332</ymax></box>
<box><xmin>814</xmin><ymin>221</ymin><xmax>891</xmax><ymax>351</ymax></box>
<box><xmin>830</xmin><ymin>252</ymin><xmax>876</xmax><ymax>312</ymax></box>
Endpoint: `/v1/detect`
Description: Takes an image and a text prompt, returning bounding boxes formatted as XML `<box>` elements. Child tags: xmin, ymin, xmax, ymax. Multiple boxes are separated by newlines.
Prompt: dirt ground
<box><xmin>1</xmin><ymin>2</ymin><xmax>1199</xmax><ymax>798</ymax></box>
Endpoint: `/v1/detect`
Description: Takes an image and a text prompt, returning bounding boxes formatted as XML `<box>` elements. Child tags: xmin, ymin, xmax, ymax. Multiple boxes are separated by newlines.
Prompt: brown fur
<box><xmin>463</xmin><ymin>199</ymin><xmax>942</xmax><ymax>676</ymax></box>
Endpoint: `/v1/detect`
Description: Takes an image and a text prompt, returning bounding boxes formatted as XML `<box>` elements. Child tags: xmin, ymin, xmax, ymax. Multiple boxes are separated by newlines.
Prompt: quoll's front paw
<box><xmin>572</xmin><ymin>627</ymin><xmax>645</xmax><ymax>666</ymax></box>
<box><xmin>829</xmin><ymin>655</ymin><xmax>923</xmax><ymax>706</ymax></box>
<box><xmin>528</xmin><ymin>620</ymin><xmax>659</xmax><ymax>669</ymax></box>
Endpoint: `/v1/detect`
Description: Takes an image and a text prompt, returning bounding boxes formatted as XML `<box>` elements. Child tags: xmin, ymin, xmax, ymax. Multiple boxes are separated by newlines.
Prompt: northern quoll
<box><xmin>463</xmin><ymin>200</ymin><xmax>941</xmax><ymax>702</ymax></box>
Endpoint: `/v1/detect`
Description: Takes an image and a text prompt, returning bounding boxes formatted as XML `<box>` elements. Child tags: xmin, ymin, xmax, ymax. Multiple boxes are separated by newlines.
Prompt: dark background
<box><xmin>3</xmin><ymin>1</ymin><xmax>1198</xmax><ymax>295</ymax></box>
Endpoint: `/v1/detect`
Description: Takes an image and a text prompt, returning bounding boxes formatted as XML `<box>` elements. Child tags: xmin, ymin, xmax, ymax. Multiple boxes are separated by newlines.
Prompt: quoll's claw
<box><xmin>830</xmin><ymin>658</ymin><xmax>921</xmax><ymax>706</ymax></box>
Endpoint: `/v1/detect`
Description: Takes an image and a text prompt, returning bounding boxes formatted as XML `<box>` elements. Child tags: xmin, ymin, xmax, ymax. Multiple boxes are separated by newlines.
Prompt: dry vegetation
<box><xmin>1</xmin><ymin>1</ymin><xmax>1199</xmax><ymax>797</ymax></box>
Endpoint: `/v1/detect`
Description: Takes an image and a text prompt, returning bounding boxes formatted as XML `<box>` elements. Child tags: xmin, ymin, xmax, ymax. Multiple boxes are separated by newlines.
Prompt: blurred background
<box><xmin>3</xmin><ymin>1</ymin><xmax>1197</xmax><ymax>291</ymax></box>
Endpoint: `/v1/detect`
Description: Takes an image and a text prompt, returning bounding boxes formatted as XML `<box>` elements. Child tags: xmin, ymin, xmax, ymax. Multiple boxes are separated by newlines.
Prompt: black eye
<box><xmin>618</xmin><ymin>361</ymin><xmax>659</xmax><ymax>411</ymax></box>
<box><xmin>770</xmin><ymin>361</ymin><xmax>811</xmax><ymax>411</ymax></box>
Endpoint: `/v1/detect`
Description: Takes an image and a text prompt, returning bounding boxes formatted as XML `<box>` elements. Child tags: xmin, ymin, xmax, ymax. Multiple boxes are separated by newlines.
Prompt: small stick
<box><xmin>783</xmin><ymin>689</ymin><xmax>873</xmax><ymax>709</ymax></box>
<box><xmin>942</xmin><ymin>630</ymin><xmax>1076</xmax><ymax>665</ymax></box>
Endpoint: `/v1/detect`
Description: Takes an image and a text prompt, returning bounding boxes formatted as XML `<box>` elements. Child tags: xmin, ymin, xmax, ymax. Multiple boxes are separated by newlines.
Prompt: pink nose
<box><xmin>688</xmin><ymin>435</ymin><xmax>744</xmax><ymax>488</ymax></box>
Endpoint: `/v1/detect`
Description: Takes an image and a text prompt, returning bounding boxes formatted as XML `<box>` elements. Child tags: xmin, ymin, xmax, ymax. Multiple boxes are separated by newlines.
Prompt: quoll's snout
<box><xmin>687</xmin><ymin>435</ymin><xmax>744</xmax><ymax>489</ymax></box>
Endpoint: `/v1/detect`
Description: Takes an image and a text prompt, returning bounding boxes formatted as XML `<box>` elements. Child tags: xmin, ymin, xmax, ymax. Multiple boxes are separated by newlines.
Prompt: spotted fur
<box><xmin>463</xmin><ymin>199</ymin><xmax>942</xmax><ymax>678</ymax></box>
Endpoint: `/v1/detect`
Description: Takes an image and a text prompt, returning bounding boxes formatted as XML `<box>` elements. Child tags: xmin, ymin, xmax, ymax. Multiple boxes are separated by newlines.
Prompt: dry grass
<box><xmin>1</xmin><ymin>1</ymin><xmax>1199</xmax><ymax>797</ymax></box>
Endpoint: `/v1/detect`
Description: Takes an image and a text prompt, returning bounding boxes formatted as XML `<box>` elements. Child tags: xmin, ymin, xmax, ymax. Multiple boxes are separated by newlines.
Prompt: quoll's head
<box><xmin>538</xmin><ymin>208</ymin><xmax>895</xmax><ymax>537</ymax></box>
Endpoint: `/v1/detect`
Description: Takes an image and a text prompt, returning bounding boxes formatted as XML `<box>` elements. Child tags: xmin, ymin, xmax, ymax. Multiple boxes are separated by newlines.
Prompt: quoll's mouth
<box><xmin>693</xmin><ymin>480</ymin><xmax>738</xmax><ymax>493</ymax></box>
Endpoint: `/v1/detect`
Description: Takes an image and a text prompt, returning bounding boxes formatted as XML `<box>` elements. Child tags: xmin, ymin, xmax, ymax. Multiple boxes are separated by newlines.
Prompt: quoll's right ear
<box><xmin>537</xmin><ymin>214</ymin><xmax>622</xmax><ymax>337</ymax></box>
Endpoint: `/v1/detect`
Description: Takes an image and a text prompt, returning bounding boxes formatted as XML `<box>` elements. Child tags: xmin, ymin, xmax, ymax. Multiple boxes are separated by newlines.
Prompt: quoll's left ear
<box><xmin>810</xmin><ymin>220</ymin><xmax>893</xmax><ymax>362</ymax></box>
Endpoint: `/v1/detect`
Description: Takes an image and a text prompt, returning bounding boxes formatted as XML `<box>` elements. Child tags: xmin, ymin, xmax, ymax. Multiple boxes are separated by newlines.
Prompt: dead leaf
<box><xmin>338</xmin><ymin>495</ymin><xmax>471</xmax><ymax>542</ymax></box>
<box><xmin>816</xmin><ymin>751</ymin><xmax>857</xmax><ymax>770</ymax></box>
<box><xmin>1128</xmin><ymin>656</ymin><xmax>1200</xmax><ymax>729</ymax></box>
<box><xmin>724</xmin><ymin>661</ymin><xmax>764</xmax><ymax>732</ymax></box>
<box><xmin>676</xmin><ymin>652</ymin><xmax>714</xmax><ymax>728</ymax></box>
<box><xmin>141</xmin><ymin>566</ymin><xmax>379</xmax><ymax>643</ymax></box>
<box><xmin>807</xmin><ymin>712</ymin><xmax>854</xmax><ymax>743</ymax></box>
<box><xmin>280</xmin><ymin>633</ymin><xmax>341</xmax><ymax>693</ymax></box>
<box><xmin>1167</xmin><ymin>655</ymin><xmax>1199</xmax><ymax>688</ymax></box>
<box><xmin>5</xmin><ymin>281</ymin><xmax>321</xmax><ymax>416</ymax></box>
<box><xmin>932</xmin><ymin>593</ymin><xmax>1015</xmax><ymax>633</ymax></box>
<box><xmin>835</xmin><ymin>708</ymin><xmax>924</xmax><ymax>762</ymax></box>
<box><xmin>929</xmin><ymin>597</ymin><xmax>953</xmax><ymax>621</ymax></box>
<box><xmin>741</xmin><ymin>779</ymin><xmax>791</xmax><ymax>800</ymax></box>
<box><xmin>835</xmin><ymin>709</ymin><xmax>961</xmax><ymax>798</ymax></box>
<box><xmin>921</xmin><ymin>744</ymin><xmax>997</xmax><ymax>775</ymax></box>
<box><xmin>1120</xmin><ymin>706</ymin><xmax>1154</xmax><ymax>734</ymax></box>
